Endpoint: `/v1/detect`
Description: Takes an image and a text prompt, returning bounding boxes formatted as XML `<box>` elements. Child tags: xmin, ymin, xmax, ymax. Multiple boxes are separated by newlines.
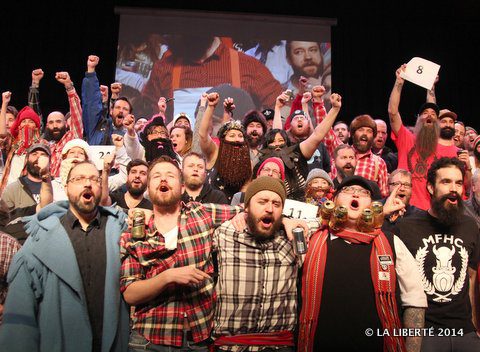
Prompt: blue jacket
<box><xmin>0</xmin><ymin>201</ymin><xmax>130</xmax><ymax>352</ymax></box>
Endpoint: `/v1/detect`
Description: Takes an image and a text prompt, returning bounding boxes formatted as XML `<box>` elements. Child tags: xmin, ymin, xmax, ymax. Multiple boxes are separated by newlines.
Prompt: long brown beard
<box><xmin>414</xmin><ymin>118</ymin><xmax>440</xmax><ymax>159</ymax></box>
<box><xmin>216</xmin><ymin>140</ymin><xmax>252</xmax><ymax>189</ymax></box>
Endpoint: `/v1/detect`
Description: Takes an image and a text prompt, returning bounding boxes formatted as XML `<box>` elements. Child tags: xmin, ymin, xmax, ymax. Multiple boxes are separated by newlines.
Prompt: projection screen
<box><xmin>115</xmin><ymin>8</ymin><xmax>336</xmax><ymax>129</ymax></box>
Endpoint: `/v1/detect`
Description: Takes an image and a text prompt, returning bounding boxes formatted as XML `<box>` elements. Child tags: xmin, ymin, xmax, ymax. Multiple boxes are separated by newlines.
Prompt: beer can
<box><xmin>329</xmin><ymin>205</ymin><xmax>348</xmax><ymax>231</ymax></box>
<box><xmin>320</xmin><ymin>200</ymin><xmax>335</xmax><ymax>226</ymax></box>
<box><xmin>292</xmin><ymin>227</ymin><xmax>307</xmax><ymax>255</ymax></box>
<box><xmin>131</xmin><ymin>209</ymin><xmax>146</xmax><ymax>240</ymax></box>
<box><xmin>357</xmin><ymin>208</ymin><xmax>374</xmax><ymax>233</ymax></box>
<box><xmin>371</xmin><ymin>201</ymin><xmax>385</xmax><ymax>229</ymax></box>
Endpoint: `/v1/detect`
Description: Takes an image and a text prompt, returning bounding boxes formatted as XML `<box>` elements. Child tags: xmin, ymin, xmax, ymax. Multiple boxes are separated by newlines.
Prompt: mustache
<box><xmin>440</xmin><ymin>192</ymin><xmax>462</xmax><ymax>203</ymax></box>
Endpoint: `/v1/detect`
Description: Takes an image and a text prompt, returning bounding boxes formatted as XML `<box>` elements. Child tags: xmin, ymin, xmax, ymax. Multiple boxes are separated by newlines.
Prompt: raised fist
<box><xmin>32</xmin><ymin>69</ymin><xmax>44</xmax><ymax>84</ymax></box>
<box><xmin>330</xmin><ymin>93</ymin><xmax>342</xmax><ymax>109</ymax></box>
<box><xmin>200</xmin><ymin>93</ymin><xmax>208</xmax><ymax>107</ymax></box>
<box><xmin>55</xmin><ymin>72</ymin><xmax>72</xmax><ymax>86</ymax></box>
<box><xmin>111</xmin><ymin>133</ymin><xmax>125</xmax><ymax>149</ymax></box>
<box><xmin>100</xmin><ymin>85</ymin><xmax>109</xmax><ymax>102</ymax></box>
<box><xmin>87</xmin><ymin>55</ymin><xmax>100</xmax><ymax>69</ymax></box>
<box><xmin>123</xmin><ymin>114</ymin><xmax>135</xmax><ymax>131</ymax></box>
<box><xmin>301</xmin><ymin>92</ymin><xmax>312</xmax><ymax>105</ymax></box>
<box><xmin>110</xmin><ymin>82</ymin><xmax>122</xmax><ymax>95</ymax></box>
<box><xmin>311</xmin><ymin>85</ymin><xmax>326</xmax><ymax>99</ymax></box>
<box><xmin>2</xmin><ymin>91</ymin><xmax>12</xmax><ymax>105</ymax></box>
<box><xmin>207</xmin><ymin>92</ymin><xmax>219</xmax><ymax>107</ymax></box>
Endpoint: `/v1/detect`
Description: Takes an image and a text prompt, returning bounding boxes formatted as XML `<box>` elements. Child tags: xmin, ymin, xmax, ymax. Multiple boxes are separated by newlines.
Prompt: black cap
<box><xmin>262</xmin><ymin>108</ymin><xmax>275</xmax><ymax>121</ymax></box>
<box><xmin>27</xmin><ymin>143</ymin><xmax>51</xmax><ymax>156</ymax></box>
<box><xmin>334</xmin><ymin>175</ymin><xmax>382</xmax><ymax>200</ymax></box>
<box><xmin>418</xmin><ymin>102</ymin><xmax>440</xmax><ymax>117</ymax></box>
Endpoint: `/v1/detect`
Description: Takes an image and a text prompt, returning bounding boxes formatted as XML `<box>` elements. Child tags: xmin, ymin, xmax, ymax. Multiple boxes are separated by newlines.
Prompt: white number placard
<box><xmin>283</xmin><ymin>199</ymin><xmax>318</xmax><ymax>219</ymax></box>
<box><xmin>400</xmin><ymin>57</ymin><xmax>440</xmax><ymax>90</ymax></box>
<box><xmin>89</xmin><ymin>145</ymin><xmax>116</xmax><ymax>170</ymax></box>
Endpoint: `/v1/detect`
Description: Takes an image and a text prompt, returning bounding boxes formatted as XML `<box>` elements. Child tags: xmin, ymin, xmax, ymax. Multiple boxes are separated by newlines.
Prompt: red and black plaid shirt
<box><xmin>314</xmin><ymin>102</ymin><xmax>389</xmax><ymax>197</ymax></box>
<box><xmin>120</xmin><ymin>202</ymin><xmax>242</xmax><ymax>347</ymax></box>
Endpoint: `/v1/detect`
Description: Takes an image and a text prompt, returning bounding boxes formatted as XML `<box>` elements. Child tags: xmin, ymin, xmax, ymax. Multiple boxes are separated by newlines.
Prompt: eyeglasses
<box><xmin>389</xmin><ymin>181</ymin><xmax>412</xmax><ymax>189</ymax></box>
<box><xmin>67</xmin><ymin>176</ymin><xmax>102</xmax><ymax>184</ymax></box>
<box><xmin>340</xmin><ymin>186</ymin><xmax>371</xmax><ymax>197</ymax></box>
<box><xmin>149</xmin><ymin>129</ymin><xmax>168</xmax><ymax>138</ymax></box>
<box><xmin>260</xmin><ymin>167</ymin><xmax>281</xmax><ymax>177</ymax></box>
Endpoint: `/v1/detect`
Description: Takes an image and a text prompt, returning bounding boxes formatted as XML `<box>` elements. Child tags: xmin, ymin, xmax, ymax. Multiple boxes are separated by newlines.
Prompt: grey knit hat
<box><xmin>306</xmin><ymin>168</ymin><xmax>334</xmax><ymax>188</ymax></box>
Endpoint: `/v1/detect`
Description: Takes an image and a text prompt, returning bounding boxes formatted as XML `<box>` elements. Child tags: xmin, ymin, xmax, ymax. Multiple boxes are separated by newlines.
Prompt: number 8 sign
<box><xmin>400</xmin><ymin>57</ymin><xmax>440</xmax><ymax>90</ymax></box>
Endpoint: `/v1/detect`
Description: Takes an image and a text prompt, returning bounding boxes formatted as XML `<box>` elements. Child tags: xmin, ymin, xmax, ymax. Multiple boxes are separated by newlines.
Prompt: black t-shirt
<box><xmin>22</xmin><ymin>176</ymin><xmax>41</xmax><ymax>203</ymax></box>
<box><xmin>314</xmin><ymin>232</ymin><xmax>399</xmax><ymax>351</ymax></box>
<box><xmin>394</xmin><ymin>210</ymin><xmax>480</xmax><ymax>332</ymax></box>
<box><xmin>110</xmin><ymin>190</ymin><xmax>153</xmax><ymax>213</ymax></box>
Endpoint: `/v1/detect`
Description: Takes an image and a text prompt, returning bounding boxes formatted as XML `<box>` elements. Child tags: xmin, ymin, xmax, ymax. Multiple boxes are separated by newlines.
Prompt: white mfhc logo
<box><xmin>415</xmin><ymin>234</ymin><xmax>468</xmax><ymax>303</ymax></box>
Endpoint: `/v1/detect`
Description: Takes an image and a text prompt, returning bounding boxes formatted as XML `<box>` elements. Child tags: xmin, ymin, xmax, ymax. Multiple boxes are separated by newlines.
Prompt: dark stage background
<box><xmin>2</xmin><ymin>1</ymin><xmax>479</xmax><ymax>129</ymax></box>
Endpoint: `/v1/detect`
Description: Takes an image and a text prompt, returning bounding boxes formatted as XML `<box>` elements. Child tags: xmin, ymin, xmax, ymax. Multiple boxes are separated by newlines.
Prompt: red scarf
<box><xmin>298</xmin><ymin>228</ymin><xmax>406</xmax><ymax>352</ymax></box>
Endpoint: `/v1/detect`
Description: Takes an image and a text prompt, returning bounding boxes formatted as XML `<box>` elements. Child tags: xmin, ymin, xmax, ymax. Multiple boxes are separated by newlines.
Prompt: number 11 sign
<box><xmin>400</xmin><ymin>57</ymin><xmax>440</xmax><ymax>90</ymax></box>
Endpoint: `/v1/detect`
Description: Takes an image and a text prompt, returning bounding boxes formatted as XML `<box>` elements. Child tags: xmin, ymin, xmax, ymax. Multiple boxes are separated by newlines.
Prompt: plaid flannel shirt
<box><xmin>120</xmin><ymin>202</ymin><xmax>242</xmax><ymax>347</ymax></box>
<box><xmin>314</xmin><ymin>102</ymin><xmax>389</xmax><ymax>197</ymax></box>
<box><xmin>212</xmin><ymin>219</ymin><xmax>320</xmax><ymax>352</ymax></box>
<box><xmin>28</xmin><ymin>86</ymin><xmax>83</xmax><ymax>177</ymax></box>
<box><xmin>0</xmin><ymin>232</ymin><xmax>21</xmax><ymax>303</ymax></box>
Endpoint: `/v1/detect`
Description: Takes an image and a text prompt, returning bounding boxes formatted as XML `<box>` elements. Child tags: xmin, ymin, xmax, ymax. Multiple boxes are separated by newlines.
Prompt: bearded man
<box><xmin>0</xmin><ymin>161</ymin><xmax>130</xmax><ymax>351</ymax></box>
<box><xmin>242</xmin><ymin>110</ymin><xmax>267</xmax><ymax>166</ymax></box>
<box><xmin>388</xmin><ymin>65</ymin><xmax>462</xmax><ymax>210</ymax></box>
<box><xmin>199</xmin><ymin>93</ymin><xmax>252</xmax><ymax>202</ymax></box>
<box><xmin>211</xmin><ymin>177</ymin><xmax>320</xmax><ymax>351</ymax></box>
<box><xmin>393</xmin><ymin>157</ymin><xmax>480</xmax><ymax>351</ymax></box>
<box><xmin>102</xmin><ymin>159</ymin><xmax>152</xmax><ymax>212</ymax></box>
<box><xmin>28</xmin><ymin>69</ymin><xmax>84</xmax><ymax>177</ymax></box>
<box><xmin>120</xmin><ymin>156</ymin><xmax>244</xmax><ymax>351</ymax></box>
<box><xmin>332</xmin><ymin>144</ymin><xmax>356</xmax><ymax>188</ymax></box>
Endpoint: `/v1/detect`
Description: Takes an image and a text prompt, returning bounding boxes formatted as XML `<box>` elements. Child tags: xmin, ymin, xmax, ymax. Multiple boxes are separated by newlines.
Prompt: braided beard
<box><xmin>215</xmin><ymin>140</ymin><xmax>252</xmax><ymax>189</ymax></box>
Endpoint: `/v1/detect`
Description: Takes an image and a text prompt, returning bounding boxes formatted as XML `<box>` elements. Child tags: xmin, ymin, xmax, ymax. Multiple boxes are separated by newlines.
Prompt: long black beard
<box><xmin>44</xmin><ymin>126</ymin><xmax>67</xmax><ymax>142</ymax></box>
<box><xmin>431</xmin><ymin>193</ymin><xmax>464</xmax><ymax>226</ymax></box>
<box><xmin>142</xmin><ymin>137</ymin><xmax>179</xmax><ymax>164</ymax></box>
<box><xmin>215</xmin><ymin>140</ymin><xmax>252</xmax><ymax>189</ymax></box>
